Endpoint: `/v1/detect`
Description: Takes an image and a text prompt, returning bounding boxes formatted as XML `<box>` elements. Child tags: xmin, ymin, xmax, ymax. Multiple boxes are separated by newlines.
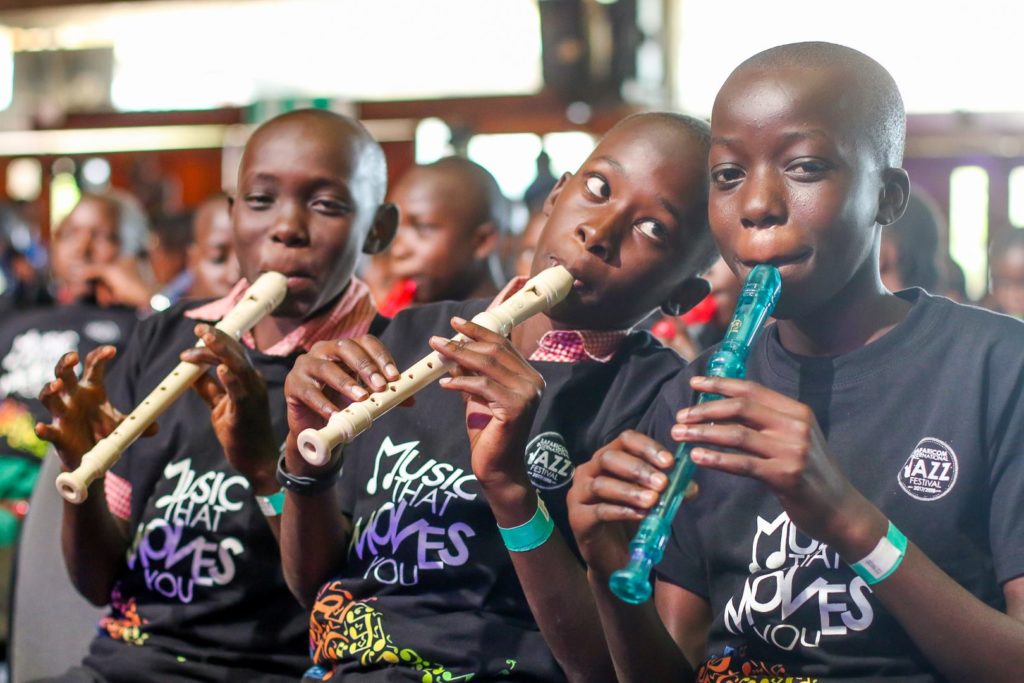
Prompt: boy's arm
<box><xmin>277</xmin><ymin>336</ymin><xmax>402</xmax><ymax>606</ymax></box>
<box><xmin>567</xmin><ymin>430</ymin><xmax>705</xmax><ymax>683</ymax></box>
<box><xmin>181</xmin><ymin>324</ymin><xmax>282</xmax><ymax>535</ymax></box>
<box><xmin>431</xmin><ymin>318</ymin><xmax>616</xmax><ymax>683</ymax></box>
<box><xmin>36</xmin><ymin>348</ymin><xmax>135</xmax><ymax>606</ymax></box>
<box><xmin>673</xmin><ymin>374</ymin><xmax>1024</xmax><ymax>683</ymax></box>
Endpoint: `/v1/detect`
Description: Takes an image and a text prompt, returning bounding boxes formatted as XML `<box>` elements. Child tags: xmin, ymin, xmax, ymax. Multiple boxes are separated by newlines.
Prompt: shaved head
<box><xmin>242</xmin><ymin>109</ymin><xmax>388</xmax><ymax>215</ymax></box>
<box><xmin>421</xmin><ymin>156</ymin><xmax>509</xmax><ymax>234</ymax></box>
<box><xmin>733</xmin><ymin>41</ymin><xmax>905</xmax><ymax>167</ymax></box>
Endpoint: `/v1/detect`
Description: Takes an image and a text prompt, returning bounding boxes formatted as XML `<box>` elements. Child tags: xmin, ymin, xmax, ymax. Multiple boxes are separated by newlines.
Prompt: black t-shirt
<box><xmin>308</xmin><ymin>299</ymin><xmax>686</xmax><ymax>682</ymax></box>
<box><xmin>83</xmin><ymin>300</ymin><xmax>309</xmax><ymax>682</ymax></box>
<box><xmin>0</xmin><ymin>302</ymin><xmax>137</xmax><ymax>461</ymax></box>
<box><xmin>647</xmin><ymin>289</ymin><xmax>1024</xmax><ymax>682</ymax></box>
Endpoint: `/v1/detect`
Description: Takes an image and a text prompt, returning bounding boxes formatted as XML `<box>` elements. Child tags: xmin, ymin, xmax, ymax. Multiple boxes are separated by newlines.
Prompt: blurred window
<box><xmin>949</xmin><ymin>165</ymin><xmax>989</xmax><ymax>301</ymax></box>
<box><xmin>674</xmin><ymin>0</ymin><xmax>1024</xmax><ymax>115</ymax></box>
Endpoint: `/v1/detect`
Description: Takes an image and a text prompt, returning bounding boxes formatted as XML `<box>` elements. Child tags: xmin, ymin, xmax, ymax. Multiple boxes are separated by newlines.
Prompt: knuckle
<box><xmin>795</xmin><ymin>421</ymin><xmax>812</xmax><ymax>441</ymax></box>
<box><xmin>727</xmin><ymin>426</ymin><xmax>746</xmax><ymax>447</ymax></box>
<box><xmin>777</xmin><ymin>465</ymin><xmax>802</xmax><ymax>489</ymax></box>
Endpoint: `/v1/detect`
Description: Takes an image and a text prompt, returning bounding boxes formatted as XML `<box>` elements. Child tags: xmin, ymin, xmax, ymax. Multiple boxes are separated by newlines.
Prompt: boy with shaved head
<box><xmin>570</xmin><ymin>42</ymin><xmax>1024</xmax><ymax>682</ymax></box>
<box><xmin>35</xmin><ymin>109</ymin><xmax>397</xmax><ymax>682</ymax></box>
<box><xmin>281</xmin><ymin>111</ymin><xmax>716</xmax><ymax>682</ymax></box>
<box><xmin>386</xmin><ymin>156</ymin><xmax>507</xmax><ymax>305</ymax></box>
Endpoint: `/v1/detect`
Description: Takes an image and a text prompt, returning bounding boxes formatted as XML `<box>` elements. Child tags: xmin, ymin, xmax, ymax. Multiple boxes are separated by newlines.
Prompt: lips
<box><xmin>737</xmin><ymin>248</ymin><xmax>812</xmax><ymax>278</ymax></box>
<box><xmin>547</xmin><ymin>255</ymin><xmax>588</xmax><ymax>290</ymax></box>
<box><xmin>262</xmin><ymin>266</ymin><xmax>315</xmax><ymax>292</ymax></box>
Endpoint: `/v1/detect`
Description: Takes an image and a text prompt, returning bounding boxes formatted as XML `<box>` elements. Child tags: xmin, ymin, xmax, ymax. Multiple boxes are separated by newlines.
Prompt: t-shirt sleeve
<box><xmin>986</xmin><ymin>346</ymin><xmax>1024</xmax><ymax>584</ymax></box>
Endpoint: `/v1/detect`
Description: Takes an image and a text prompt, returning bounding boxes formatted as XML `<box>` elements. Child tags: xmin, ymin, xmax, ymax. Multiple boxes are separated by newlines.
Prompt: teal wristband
<box><xmin>498</xmin><ymin>495</ymin><xmax>554</xmax><ymax>552</ymax></box>
<box><xmin>255</xmin><ymin>488</ymin><xmax>286</xmax><ymax>517</ymax></box>
<box><xmin>850</xmin><ymin>521</ymin><xmax>907</xmax><ymax>585</ymax></box>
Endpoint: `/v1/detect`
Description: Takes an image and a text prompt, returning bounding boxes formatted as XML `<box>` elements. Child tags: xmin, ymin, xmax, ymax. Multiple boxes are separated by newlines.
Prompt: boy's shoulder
<box><xmin>911</xmin><ymin>288</ymin><xmax>1024</xmax><ymax>350</ymax></box>
<box><xmin>384</xmin><ymin>299</ymin><xmax>486</xmax><ymax>336</ymax></box>
<box><xmin>616</xmin><ymin>328</ymin><xmax>688</xmax><ymax>372</ymax></box>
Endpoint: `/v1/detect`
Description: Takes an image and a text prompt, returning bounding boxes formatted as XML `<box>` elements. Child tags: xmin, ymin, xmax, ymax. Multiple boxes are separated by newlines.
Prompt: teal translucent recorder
<box><xmin>609</xmin><ymin>264</ymin><xmax>782</xmax><ymax>604</ymax></box>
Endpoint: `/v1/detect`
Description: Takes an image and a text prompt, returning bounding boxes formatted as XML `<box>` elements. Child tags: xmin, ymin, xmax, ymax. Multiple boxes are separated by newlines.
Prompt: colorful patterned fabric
<box><xmin>491</xmin><ymin>276</ymin><xmax>627</xmax><ymax>364</ymax></box>
<box><xmin>529</xmin><ymin>329</ymin><xmax>627</xmax><ymax>363</ymax></box>
<box><xmin>104</xmin><ymin>470</ymin><xmax>132</xmax><ymax>521</ymax></box>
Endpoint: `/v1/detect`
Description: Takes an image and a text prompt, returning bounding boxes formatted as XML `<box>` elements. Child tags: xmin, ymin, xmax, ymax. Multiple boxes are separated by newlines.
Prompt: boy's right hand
<box><xmin>34</xmin><ymin>346</ymin><xmax>141</xmax><ymax>471</ymax></box>
<box><xmin>283</xmin><ymin>335</ymin><xmax>403</xmax><ymax>475</ymax></box>
<box><xmin>568</xmin><ymin>430</ymin><xmax>675</xmax><ymax>579</ymax></box>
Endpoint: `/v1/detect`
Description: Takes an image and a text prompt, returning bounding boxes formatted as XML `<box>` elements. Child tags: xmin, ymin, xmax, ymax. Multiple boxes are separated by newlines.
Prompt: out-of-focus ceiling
<box><xmin>0</xmin><ymin>0</ymin><xmax>169</xmax><ymax>8</ymax></box>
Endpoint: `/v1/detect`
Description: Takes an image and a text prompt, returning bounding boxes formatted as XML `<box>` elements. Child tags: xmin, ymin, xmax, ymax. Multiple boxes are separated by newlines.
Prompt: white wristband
<box><xmin>850</xmin><ymin>520</ymin><xmax>907</xmax><ymax>585</ymax></box>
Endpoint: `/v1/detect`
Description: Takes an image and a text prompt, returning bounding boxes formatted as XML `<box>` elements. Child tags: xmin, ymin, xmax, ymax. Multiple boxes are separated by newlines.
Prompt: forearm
<box><xmin>588</xmin><ymin>569</ymin><xmax>695</xmax><ymax>683</ymax></box>
<box><xmin>280</xmin><ymin>486</ymin><xmax>350</xmax><ymax>607</ymax></box>
<box><xmin>486</xmin><ymin>484</ymin><xmax>616</xmax><ymax>683</ymax></box>
<box><xmin>867</xmin><ymin>545</ymin><xmax>1024</xmax><ymax>682</ymax></box>
<box><xmin>61</xmin><ymin>480</ymin><xmax>129</xmax><ymax>606</ymax></box>
<box><xmin>824</xmin><ymin>499</ymin><xmax>1024</xmax><ymax>682</ymax></box>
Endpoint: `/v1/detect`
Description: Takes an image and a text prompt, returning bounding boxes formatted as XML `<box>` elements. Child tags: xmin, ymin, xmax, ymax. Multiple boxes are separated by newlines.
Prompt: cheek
<box><xmin>95</xmin><ymin>241</ymin><xmax>121</xmax><ymax>263</ymax></box>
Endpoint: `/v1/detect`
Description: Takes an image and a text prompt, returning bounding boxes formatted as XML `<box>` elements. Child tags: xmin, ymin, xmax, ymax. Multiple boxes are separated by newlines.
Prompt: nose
<box><xmin>574</xmin><ymin>210</ymin><xmax>622</xmax><ymax>263</ymax></box>
<box><xmin>270</xmin><ymin>202</ymin><xmax>310</xmax><ymax>247</ymax></box>
<box><xmin>739</xmin><ymin>170</ymin><xmax>787</xmax><ymax>230</ymax></box>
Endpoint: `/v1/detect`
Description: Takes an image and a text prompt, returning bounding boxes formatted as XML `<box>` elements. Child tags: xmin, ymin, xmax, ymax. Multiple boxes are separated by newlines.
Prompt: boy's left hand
<box><xmin>672</xmin><ymin>375</ymin><xmax>886</xmax><ymax>559</ymax></box>
<box><xmin>430</xmin><ymin>317</ymin><xmax>544</xmax><ymax>495</ymax></box>
<box><xmin>181</xmin><ymin>324</ymin><xmax>279</xmax><ymax>495</ymax></box>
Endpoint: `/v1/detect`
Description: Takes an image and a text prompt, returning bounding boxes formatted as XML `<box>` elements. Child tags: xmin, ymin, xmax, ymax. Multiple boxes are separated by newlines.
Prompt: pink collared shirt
<box><xmin>184</xmin><ymin>276</ymin><xmax>377</xmax><ymax>356</ymax></box>
<box><xmin>491</xmin><ymin>276</ymin><xmax>629</xmax><ymax>364</ymax></box>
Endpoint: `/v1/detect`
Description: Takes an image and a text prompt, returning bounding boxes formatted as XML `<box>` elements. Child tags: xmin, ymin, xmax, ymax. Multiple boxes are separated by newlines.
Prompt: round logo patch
<box><xmin>898</xmin><ymin>437</ymin><xmax>959</xmax><ymax>501</ymax></box>
<box><xmin>524</xmin><ymin>431</ymin><xmax>575</xmax><ymax>490</ymax></box>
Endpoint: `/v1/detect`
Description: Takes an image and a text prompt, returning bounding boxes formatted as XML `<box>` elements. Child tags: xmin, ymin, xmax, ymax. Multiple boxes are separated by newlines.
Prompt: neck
<box><xmin>776</xmin><ymin>263</ymin><xmax>910</xmax><ymax>357</ymax></box>
<box><xmin>512</xmin><ymin>312</ymin><xmax>555</xmax><ymax>358</ymax></box>
<box><xmin>250</xmin><ymin>314</ymin><xmax>301</xmax><ymax>351</ymax></box>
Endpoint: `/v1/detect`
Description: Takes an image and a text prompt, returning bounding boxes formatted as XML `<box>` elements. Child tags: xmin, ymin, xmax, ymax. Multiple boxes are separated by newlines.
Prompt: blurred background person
<box><xmin>985</xmin><ymin>228</ymin><xmax>1024</xmax><ymax>317</ymax></box>
<box><xmin>185</xmin><ymin>193</ymin><xmax>239</xmax><ymax>300</ymax></box>
<box><xmin>383</xmin><ymin>156</ymin><xmax>508</xmax><ymax>313</ymax></box>
<box><xmin>0</xmin><ymin>191</ymin><xmax>146</xmax><ymax>653</ymax></box>
<box><xmin>0</xmin><ymin>203</ymin><xmax>50</xmax><ymax>316</ymax></box>
<box><xmin>879</xmin><ymin>190</ymin><xmax>943</xmax><ymax>293</ymax></box>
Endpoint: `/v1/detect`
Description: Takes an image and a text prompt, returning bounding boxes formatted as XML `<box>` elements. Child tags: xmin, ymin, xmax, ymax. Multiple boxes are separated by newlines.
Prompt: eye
<box><xmin>245</xmin><ymin>193</ymin><xmax>273</xmax><ymax>210</ymax></box>
<box><xmin>635</xmin><ymin>219</ymin><xmax>668</xmax><ymax>242</ymax></box>
<box><xmin>786</xmin><ymin>158</ymin><xmax>831</xmax><ymax>180</ymax></box>
<box><xmin>409</xmin><ymin>219</ymin><xmax>438</xmax><ymax>235</ymax></box>
<box><xmin>311</xmin><ymin>197</ymin><xmax>351</xmax><ymax>216</ymax></box>
<box><xmin>710</xmin><ymin>165</ymin><xmax>744</xmax><ymax>189</ymax></box>
<box><xmin>585</xmin><ymin>175</ymin><xmax>610</xmax><ymax>199</ymax></box>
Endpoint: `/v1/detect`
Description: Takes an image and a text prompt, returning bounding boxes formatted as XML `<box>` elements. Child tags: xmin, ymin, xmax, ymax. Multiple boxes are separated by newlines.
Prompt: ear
<box><xmin>542</xmin><ymin>172</ymin><xmax>573</xmax><ymax>218</ymax></box>
<box><xmin>362</xmin><ymin>203</ymin><xmax>399</xmax><ymax>255</ymax></box>
<box><xmin>471</xmin><ymin>221</ymin><xmax>499</xmax><ymax>261</ymax></box>
<box><xmin>660</xmin><ymin>277</ymin><xmax>711</xmax><ymax>317</ymax></box>
<box><xmin>876</xmin><ymin>168</ymin><xmax>911</xmax><ymax>226</ymax></box>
